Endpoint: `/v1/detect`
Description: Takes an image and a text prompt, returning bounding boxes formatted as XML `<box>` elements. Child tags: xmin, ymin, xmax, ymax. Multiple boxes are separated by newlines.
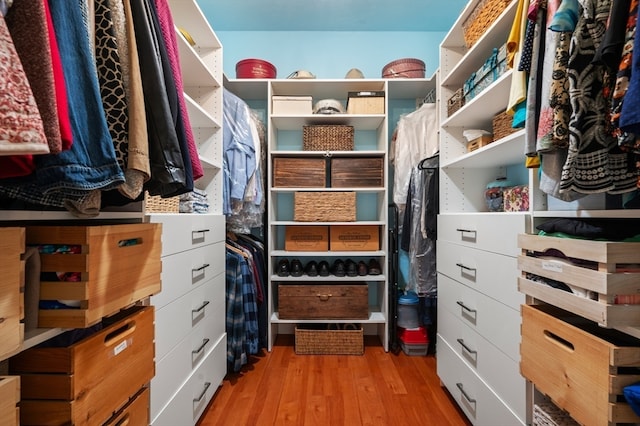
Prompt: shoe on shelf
<box><xmin>277</xmin><ymin>259</ymin><xmax>290</xmax><ymax>277</ymax></box>
<box><xmin>318</xmin><ymin>260</ymin><xmax>331</xmax><ymax>277</ymax></box>
<box><xmin>331</xmin><ymin>259</ymin><xmax>346</xmax><ymax>277</ymax></box>
<box><xmin>290</xmin><ymin>259</ymin><xmax>304</xmax><ymax>277</ymax></box>
<box><xmin>305</xmin><ymin>260</ymin><xmax>318</xmax><ymax>277</ymax></box>
<box><xmin>368</xmin><ymin>258</ymin><xmax>382</xmax><ymax>275</ymax></box>
<box><xmin>357</xmin><ymin>261</ymin><xmax>368</xmax><ymax>276</ymax></box>
<box><xmin>345</xmin><ymin>259</ymin><xmax>358</xmax><ymax>277</ymax></box>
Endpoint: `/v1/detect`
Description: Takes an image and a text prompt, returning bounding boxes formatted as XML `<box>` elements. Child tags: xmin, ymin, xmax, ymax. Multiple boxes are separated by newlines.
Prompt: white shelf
<box><xmin>271</xmin><ymin>150</ymin><xmax>385</xmax><ymax>157</ymax></box>
<box><xmin>271</xmin><ymin>221</ymin><xmax>386</xmax><ymax>227</ymax></box>
<box><xmin>271</xmin><ymin>114</ymin><xmax>385</xmax><ymax>130</ymax></box>
<box><xmin>441</xmin><ymin>129</ymin><xmax>526</xmax><ymax>168</ymax></box>
<box><xmin>271</xmin><ymin>311</ymin><xmax>386</xmax><ymax>324</ymax></box>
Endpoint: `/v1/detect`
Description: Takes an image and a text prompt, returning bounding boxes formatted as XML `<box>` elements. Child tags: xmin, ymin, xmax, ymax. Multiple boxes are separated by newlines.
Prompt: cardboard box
<box><xmin>272</xmin><ymin>95</ymin><xmax>312</xmax><ymax>115</ymax></box>
<box><xmin>285</xmin><ymin>225</ymin><xmax>329</xmax><ymax>251</ymax></box>
<box><xmin>273</xmin><ymin>157</ymin><xmax>327</xmax><ymax>188</ymax></box>
<box><xmin>347</xmin><ymin>91</ymin><xmax>385</xmax><ymax>114</ymax></box>
<box><xmin>279</xmin><ymin>284</ymin><xmax>368</xmax><ymax>319</ymax></box>
<box><xmin>330</xmin><ymin>225</ymin><xmax>380</xmax><ymax>251</ymax></box>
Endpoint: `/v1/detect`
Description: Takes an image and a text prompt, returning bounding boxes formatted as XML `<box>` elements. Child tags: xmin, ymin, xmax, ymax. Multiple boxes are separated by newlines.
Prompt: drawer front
<box><xmin>438</xmin><ymin>307</ymin><xmax>526</xmax><ymax>420</ymax></box>
<box><xmin>437</xmin><ymin>241</ymin><xmax>525</xmax><ymax>309</ymax></box>
<box><xmin>278</xmin><ymin>284</ymin><xmax>368</xmax><ymax>319</ymax></box>
<box><xmin>438</xmin><ymin>274</ymin><xmax>521</xmax><ymax>363</ymax></box>
<box><xmin>151</xmin><ymin>314</ymin><xmax>225</xmax><ymax>420</ymax></box>
<box><xmin>104</xmin><ymin>387</ymin><xmax>149</xmax><ymax>426</ymax></box>
<box><xmin>438</xmin><ymin>213</ymin><xmax>528</xmax><ymax>256</ymax></box>
<box><xmin>151</xmin><ymin>241</ymin><xmax>224</xmax><ymax>309</ymax></box>
<box><xmin>152</xmin><ymin>336</ymin><xmax>226</xmax><ymax>426</ymax></box>
<box><xmin>437</xmin><ymin>335</ymin><xmax>525</xmax><ymax>426</ymax></box>
<box><xmin>0</xmin><ymin>376</ymin><xmax>19</xmax><ymax>426</ymax></box>
<box><xmin>150</xmin><ymin>214</ymin><xmax>225</xmax><ymax>257</ymax></box>
<box><xmin>155</xmin><ymin>272</ymin><xmax>225</xmax><ymax>361</ymax></box>
<box><xmin>0</xmin><ymin>257</ymin><xmax>23</xmax><ymax>359</ymax></box>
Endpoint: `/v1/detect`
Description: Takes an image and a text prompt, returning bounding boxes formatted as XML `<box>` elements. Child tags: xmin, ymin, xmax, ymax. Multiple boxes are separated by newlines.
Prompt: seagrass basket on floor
<box><xmin>144</xmin><ymin>191</ymin><xmax>180</xmax><ymax>213</ymax></box>
<box><xmin>294</xmin><ymin>325</ymin><xmax>364</xmax><ymax>355</ymax></box>
<box><xmin>293</xmin><ymin>191</ymin><xmax>356</xmax><ymax>222</ymax></box>
<box><xmin>462</xmin><ymin>0</ymin><xmax>513</xmax><ymax>48</ymax></box>
<box><xmin>303</xmin><ymin>125</ymin><xmax>354</xmax><ymax>151</ymax></box>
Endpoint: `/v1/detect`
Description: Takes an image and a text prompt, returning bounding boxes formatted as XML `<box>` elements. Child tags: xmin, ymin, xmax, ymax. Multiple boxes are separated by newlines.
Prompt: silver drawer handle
<box><xmin>456</xmin><ymin>228</ymin><xmax>477</xmax><ymax>236</ymax></box>
<box><xmin>455</xmin><ymin>263</ymin><xmax>476</xmax><ymax>272</ymax></box>
<box><xmin>192</xmin><ymin>300</ymin><xmax>210</xmax><ymax>313</ymax></box>
<box><xmin>192</xmin><ymin>229</ymin><xmax>210</xmax><ymax>237</ymax></box>
<box><xmin>193</xmin><ymin>382</ymin><xmax>211</xmax><ymax>403</ymax></box>
<box><xmin>192</xmin><ymin>338</ymin><xmax>210</xmax><ymax>355</ymax></box>
<box><xmin>456</xmin><ymin>382</ymin><xmax>476</xmax><ymax>405</ymax></box>
<box><xmin>457</xmin><ymin>338</ymin><xmax>477</xmax><ymax>355</ymax></box>
<box><xmin>192</xmin><ymin>263</ymin><xmax>210</xmax><ymax>272</ymax></box>
<box><xmin>456</xmin><ymin>301</ymin><xmax>476</xmax><ymax>313</ymax></box>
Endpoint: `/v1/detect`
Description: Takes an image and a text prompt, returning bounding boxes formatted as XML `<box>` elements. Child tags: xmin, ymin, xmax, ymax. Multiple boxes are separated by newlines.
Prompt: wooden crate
<box><xmin>331</xmin><ymin>157</ymin><xmax>384</xmax><ymax>188</ymax></box>
<box><xmin>467</xmin><ymin>135</ymin><xmax>493</xmax><ymax>152</ymax></box>
<box><xmin>284</xmin><ymin>225</ymin><xmax>329</xmax><ymax>251</ymax></box>
<box><xmin>0</xmin><ymin>228</ymin><xmax>24</xmax><ymax>360</ymax></box>
<box><xmin>295</xmin><ymin>325</ymin><xmax>364</xmax><ymax>355</ymax></box>
<box><xmin>104</xmin><ymin>386</ymin><xmax>149</xmax><ymax>426</ymax></box>
<box><xmin>0</xmin><ymin>376</ymin><xmax>19</xmax><ymax>426</ymax></box>
<box><xmin>329</xmin><ymin>225</ymin><xmax>380</xmax><ymax>251</ymax></box>
<box><xmin>10</xmin><ymin>306</ymin><xmax>155</xmax><ymax>426</ymax></box>
<box><xmin>278</xmin><ymin>284</ymin><xmax>368</xmax><ymax>319</ymax></box>
<box><xmin>26</xmin><ymin>223</ymin><xmax>162</xmax><ymax>328</ymax></box>
<box><xmin>293</xmin><ymin>191</ymin><xmax>356</xmax><ymax>222</ymax></box>
<box><xmin>346</xmin><ymin>91</ymin><xmax>385</xmax><ymax>114</ymax></box>
<box><xmin>521</xmin><ymin>304</ymin><xmax>640</xmax><ymax>426</ymax></box>
<box><xmin>273</xmin><ymin>157</ymin><xmax>327</xmax><ymax>188</ymax></box>
<box><xmin>517</xmin><ymin>234</ymin><xmax>640</xmax><ymax>328</ymax></box>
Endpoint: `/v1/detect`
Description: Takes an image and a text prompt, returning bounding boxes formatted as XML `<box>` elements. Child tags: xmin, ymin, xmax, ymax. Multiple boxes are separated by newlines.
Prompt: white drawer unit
<box><xmin>150</xmin><ymin>213</ymin><xmax>225</xmax><ymax>257</ymax></box>
<box><xmin>437</xmin><ymin>335</ymin><xmax>525</xmax><ymax>426</ymax></box>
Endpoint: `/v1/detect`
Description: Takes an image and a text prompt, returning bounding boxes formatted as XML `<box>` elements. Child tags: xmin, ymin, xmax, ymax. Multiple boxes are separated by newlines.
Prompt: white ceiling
<box><xmin>200</xmin><ymin>0</ymin><xmax>467</xmax><ymax>32</ymax></box>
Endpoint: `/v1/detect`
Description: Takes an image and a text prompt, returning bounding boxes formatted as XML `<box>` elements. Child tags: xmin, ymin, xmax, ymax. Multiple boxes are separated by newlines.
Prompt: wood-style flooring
<box><xmin>197</xmin><ymin>335</ymin><xmax>472</xmax><ymax>426</ymax></box>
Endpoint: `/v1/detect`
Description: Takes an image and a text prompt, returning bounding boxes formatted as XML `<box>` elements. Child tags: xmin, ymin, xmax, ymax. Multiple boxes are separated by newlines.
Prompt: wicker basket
<box><xmin>144</xmin><ymin>191</ymin><xmax>180</xmax><ymax>213</ymax></box>
<box><xmin>492</xmin><ymin>110</ymin><xmax>523</xmax><ymax>141</ymax></box>
<box><xmin>462</xmin><ymin>0</ymin><xmax>512</xmax><ymax>48</ymax></box>
<box><xmin>303</xmin><ymin>125</ymin><xmax>354</xmax><ymax>151</ymax></box>
<box><xmin>533</xmin><ymin>402</ymin><xmax>579</xmax><ymax>426</ymax></box>
<box><xmin>447</xmin><ymin>88</ymin><xmax>465</xmax><ymax>116</ymax></box>
<box><xmin>294</xmin><ymin>191</ymin><xmax>356</xmax><ymax>222</ymax></box>
<box><xmin>295</xmin><ymin>325</ymin><xmax>364</xmax><ymax>355</ymax></box>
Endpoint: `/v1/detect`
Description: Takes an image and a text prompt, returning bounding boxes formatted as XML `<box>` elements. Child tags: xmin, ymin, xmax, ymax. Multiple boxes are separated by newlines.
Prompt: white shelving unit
<box><xmin>226</xmin><ymin>76</ymin><xmax>436</xmax><ymax>353</ymax></box>
<box><xmin>436</xmin><ymin>0</ymin><xmax>528</xmax><ymax>425</ymax></box>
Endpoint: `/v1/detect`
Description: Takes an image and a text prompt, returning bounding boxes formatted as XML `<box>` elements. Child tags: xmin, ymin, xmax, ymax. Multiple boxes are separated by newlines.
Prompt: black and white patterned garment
<box><xmin>560</xmin><ymin>0</ymin><xmax>637</xmax><ymax>195</ymax></box>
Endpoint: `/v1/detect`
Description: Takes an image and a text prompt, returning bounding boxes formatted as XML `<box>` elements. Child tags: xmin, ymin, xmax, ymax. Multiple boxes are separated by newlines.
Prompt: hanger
<box><xmin>418</xmin><ymin>152</ymin><xmax>439</xmax><ymax>169</ymax></box>
<box><xmin>226</xmin><ymin>242</ymin><xmax>249</xmax><ymax>258</ymax></box>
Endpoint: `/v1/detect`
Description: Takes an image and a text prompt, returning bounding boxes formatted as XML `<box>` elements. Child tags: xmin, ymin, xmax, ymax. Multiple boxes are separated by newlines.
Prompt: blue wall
<box><xmin>216</xmin><ymin>30</ymin><xmax>446</xmax><ymax>79</ymax></box>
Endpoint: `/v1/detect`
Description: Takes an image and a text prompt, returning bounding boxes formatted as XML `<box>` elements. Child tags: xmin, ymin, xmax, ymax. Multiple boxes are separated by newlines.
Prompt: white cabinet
<box><xmin>437</xmin><ymin>0</ymin><xmax>529</xmax><ymax>424</ymax></box>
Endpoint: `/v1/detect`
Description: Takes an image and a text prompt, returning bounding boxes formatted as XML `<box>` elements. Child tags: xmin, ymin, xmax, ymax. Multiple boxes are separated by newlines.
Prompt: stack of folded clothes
<box><xmin>179</xmin><ymin>188</ymin><xmax>209</xmax><ymax>213</ymax></box>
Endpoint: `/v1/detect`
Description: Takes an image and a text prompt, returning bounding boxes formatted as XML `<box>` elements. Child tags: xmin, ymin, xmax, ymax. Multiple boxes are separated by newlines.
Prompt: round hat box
<box><xmin>236</xmin><ymin>58</ymin><xmax>277</xmax><ymax>79</ymax></box>
<box><xmin>382</xmin><ymin>58</ymin><xmax>425</xmax><ymax>78</ymax></box>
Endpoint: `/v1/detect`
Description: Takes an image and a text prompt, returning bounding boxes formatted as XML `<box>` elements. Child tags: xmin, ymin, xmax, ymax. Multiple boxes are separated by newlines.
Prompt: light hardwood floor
<box><xmin>197</xmin><ymin>335</ymin><xmax>472</xmax><ymax>426</ymax></box>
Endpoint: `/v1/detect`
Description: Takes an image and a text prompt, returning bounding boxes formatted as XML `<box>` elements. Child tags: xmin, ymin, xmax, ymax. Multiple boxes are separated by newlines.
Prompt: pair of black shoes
<box><xmin>331</xmin><ymin>258</ymin><xmax>382</xmax><ymax>277</ymax></box>
<box><xmin>304</xmin><ymin>260</ymin><xmax>331</xmax><ymax>277</ymax></box>
<box><xmin>277</xmin><ymin>259</ymin><xmax>331</xmax><ymax>277</ymax></box>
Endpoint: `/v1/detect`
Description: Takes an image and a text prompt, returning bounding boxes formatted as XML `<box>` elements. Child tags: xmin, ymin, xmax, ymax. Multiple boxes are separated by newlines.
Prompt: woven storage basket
<box><xmin>144</xmin><ymin>191</ymin><xmax>180</xmax><ymax>213</ymax></box>
<box><xmin>303</xmin><ymin>125</ymin><xmax>354</xmax><ymax>151</ymax></box>
<box><xmin>533</xmin><ymin>402</ymin><xmax>579</xmax><ymax>426</ymax></box>
<box><xmin>492</xmin><ymin>110</ymin><xmax>523</xmax><ymax>141</ymax></box>
<box><xmin>447</xmin><ymin>88</ymin><xmax>465</xmax><ymax>116</ymax></box>
<box><xmin>295</xmin><ymin>325</ymin><xmax>364</xmax><ymax>355</ymax></box>
<box><xmin>294</xmin><ymin>191</ymin><xmax>356</xmax><ymax>222</ymax></box>
<box><xmin>462</xmin><ymin>0</ymin><xmax>512</xmax><ymax>48</ymax></box>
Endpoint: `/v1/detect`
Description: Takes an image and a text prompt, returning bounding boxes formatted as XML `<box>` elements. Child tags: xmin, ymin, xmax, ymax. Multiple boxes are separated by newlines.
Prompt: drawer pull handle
<box><xmin>456</xmin><ymin>382</ymin><xmax>476</xmax><ymax>405</ymax></box>
<box><xmin>457</xmin><ymin>338</ymin><xmax>477</xmax><ymax>355</ymax></box>
<box><xmin>193</xmin><ymin>381</ymin><xmax>211</xmax><ymax>403</ymax></box>
<box><xmin>456</xmin><ymin>228</ymin><xmax>477</xmax><ymax>236</ymax></box>
<box><xmin>455</xmin><ymin>263</ymin><xmax>476</xmax><ymax>272</ymax></box>
<box><xmin>192</xmin><ymin>338</ymin><xmax>210</xmax><ymax>355</ymax></box>
<box><xmin>193</xmin><ymin>263</ymin><xmax>210</xmax><ymax>272</ymax></box>
<box><xmin>192</xmin><ymin>229</ymin><xmax>210</xmax><ymax>237</ymax></box>
<box><xmin>192</xmin><ymin>300</ymin><xmax>210</xmax><ymax>313</ymax></box>
<box><xmin>317</xmin><ymin>294</ymin><xmax>332</xmax><ymax>301</ymax></box>
<box><xmin>456</xmin><ymin>301</ymin><xmax>476</xmax><ymax>313</ymax></box>
<box><xmin>544</xmin><ymin>330</ymin><xmax>575</xmax><ymax>351</ymax></box>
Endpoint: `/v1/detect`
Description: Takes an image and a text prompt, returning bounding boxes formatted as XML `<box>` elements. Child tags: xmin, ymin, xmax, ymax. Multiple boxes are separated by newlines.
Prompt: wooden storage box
<box><xmin>521</xmin><ymin>304</ymin><xmax>640</xmax><ymax>426</ymax></box>
<box><xmin>9</xmin><ymin>305</ymin><xmax>155</xmax><ymax>426</ymax></box>
<box><xmin>346</xmin><ymin>91</ymin><xmax>385</xmax><ymax>114</ymax></box>
<box><xmin>293</xmin><ymin>191</ymin><xmax>356</xmax><ymax>222</ymax></box>
<box><xmin>330</xmin><ymin>225</ymin><xmax>380</xmax><ymax>251</ymax></box>
<box><xmin>273</xmin><ymin>157</ymin><xmax>327</xmax><ymax>188</ymax></box>
<box><xmin>518</xmin><ymin>234</ymin><xmax>640</xmax><ymax>327</ymax></box>
<box><xmin>278</xmin><ymin>284</ymin><xmax>369</xmax><ymax>319</ymax></box>
<box><xmin>467</xmin><ymin>135</ymin><xmax>493</xmax><ymax>152</ymax></box>
<box><xmin>284</xmin><ymin>225</ymin><xmax>329</xmax><ymax>251</ymax></box>
<box><xmin>0</xmin><ymin>376</ymin><xmax>19</xmax><ymax>426</ymax></box>
<box><xmin>303</xmin><ymin>125</ymin><xmax>354</xmax><ymax>151</ymax></box>
<box><xmin>331</xmin><ymin>157</ymin><xmax>384</xmax><ymax>188</ymax></box>
<box><xmin>0</xmin><ymin>228</ymin><xmax>24</xmax><ymax>360</ymax></box>
<box><xmin>295</xmin><ymin>324</ymin><xmax>364</xmax><ymax>355</ymax></box>
<box><xmin>26</xmin><ymin>223</ymin><xmax>162</xmax><ymax>328</ymax></box>
<box><xmin>104</xmin><ymin>387</ymin><xmax>149</xmax><ymax>426</ymax></box>
<box><xmin>272</xmin><ymin>95</ymin><xmax>312</xmax><ymax>115</ymax></box>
